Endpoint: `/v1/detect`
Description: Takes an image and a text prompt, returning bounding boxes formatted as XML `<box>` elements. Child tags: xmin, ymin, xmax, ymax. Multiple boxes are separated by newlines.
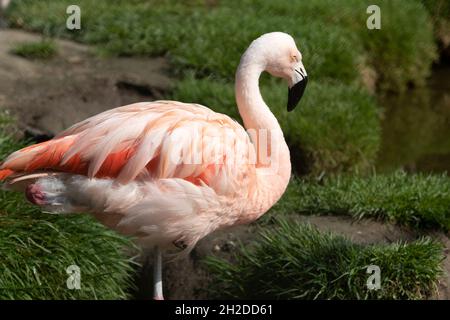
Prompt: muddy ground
<box><xmin>1</xmin><ymin>29</ymin><xmax>449</xmax><ymax>300</ymax></box>
<box><xmin>0</xmin><ymin>29</ymin><xmax>171</xmax><ymax>137</ymax></box>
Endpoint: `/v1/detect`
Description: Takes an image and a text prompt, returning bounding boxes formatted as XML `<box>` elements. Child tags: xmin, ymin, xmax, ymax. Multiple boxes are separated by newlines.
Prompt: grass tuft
<box><xmin>10</xmin><ymin>39</ymin><xmax>57</xmax><ymax>59</ymax></box>
<box><xmin>271</xmin><ymin>171</ymin><xmax>450</xmax><ymax>230</ymax></box>
<box><xmin>0</xmin><ymin>113</ymin><xmax>137</xmax><ymax>299</ymax></box>
<box><xmin>205</xmin><ymin>220</ymin><xmax>444</xmax><ymax>299</ymax></box>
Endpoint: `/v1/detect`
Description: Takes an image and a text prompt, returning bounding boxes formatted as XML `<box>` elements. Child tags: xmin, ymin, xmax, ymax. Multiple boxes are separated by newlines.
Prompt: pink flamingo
<box><xmin>0</xmin><ymin>32</ymin><xmax>307</xmax><ymax>299</ymax></box>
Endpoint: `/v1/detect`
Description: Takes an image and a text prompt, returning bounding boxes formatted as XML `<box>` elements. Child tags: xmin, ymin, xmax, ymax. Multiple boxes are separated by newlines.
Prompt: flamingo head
<box><xmin>251</xmin><ymin>32</ymin><xmax>308</xmax><ymax>112</ymax></box>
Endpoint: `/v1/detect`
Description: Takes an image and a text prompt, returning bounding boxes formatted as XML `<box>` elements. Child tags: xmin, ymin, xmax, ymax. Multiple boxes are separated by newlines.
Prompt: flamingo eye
<box><xmin>291</xmin><ymin>54</ymin><xmax>299</xmax><ymax>63</ymax></box>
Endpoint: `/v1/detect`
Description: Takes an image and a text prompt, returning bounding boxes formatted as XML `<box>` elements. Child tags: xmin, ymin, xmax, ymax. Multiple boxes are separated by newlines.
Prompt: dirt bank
<box><xmin>0</xmin><ymin>29</ymin><xmax>171</xmax><ymax>137</ymax></box>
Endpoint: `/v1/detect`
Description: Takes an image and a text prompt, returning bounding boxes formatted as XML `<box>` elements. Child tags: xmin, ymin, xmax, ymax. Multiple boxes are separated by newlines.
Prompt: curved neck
<box><xmin>234</xmin><ymin>53</ymin><xmax>292</xmax><ymax>216</ymax></box>
<box><xmin>235</xmin><ymin>59</ymin><xmax>280</xmax><ymax>135</ymax></box>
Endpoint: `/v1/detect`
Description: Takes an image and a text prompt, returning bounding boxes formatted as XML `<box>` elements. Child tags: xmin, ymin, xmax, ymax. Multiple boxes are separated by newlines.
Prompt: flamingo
<box><xmin>0</xmin><ymin>32</ymin><xmax>307</xmax><ymax>300</ymax></box>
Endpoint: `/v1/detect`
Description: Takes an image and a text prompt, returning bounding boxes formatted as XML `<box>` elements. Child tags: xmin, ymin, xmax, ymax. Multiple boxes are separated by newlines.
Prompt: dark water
<box><xmin>376</xmin><ymin>63</ymin><xmax>450</xmax><ymax>175</ymax></box>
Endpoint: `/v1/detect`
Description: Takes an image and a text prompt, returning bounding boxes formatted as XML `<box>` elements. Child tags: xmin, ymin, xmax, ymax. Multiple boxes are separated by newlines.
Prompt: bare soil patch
<box><xmin>0</xmin><ymin>29</ymin><xmax>171</xmax><ymax>137</ymax></box>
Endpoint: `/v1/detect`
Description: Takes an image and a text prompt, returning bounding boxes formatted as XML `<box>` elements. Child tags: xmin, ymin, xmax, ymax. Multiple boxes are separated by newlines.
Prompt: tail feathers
<box><xmin>0</xmin><ymin>135</ymin><xmax>77</xmax><ymax>181</ymax></box>
<box><xmin>0</xmin><ymin>169</ymin><xmax>14</xmax><ymax>181</ymax></box>
<box><xmin>1</xmin><ymin>172</ymin><xmax>52</xmax><ymax>191</ymax></box>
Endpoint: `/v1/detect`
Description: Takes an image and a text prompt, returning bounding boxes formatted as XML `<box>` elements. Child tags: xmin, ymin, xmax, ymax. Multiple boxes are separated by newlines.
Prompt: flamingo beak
<box><xmin>287</xmin><ymin>63</ymin><xmax>308</xmax><ymax>112</ymax></box>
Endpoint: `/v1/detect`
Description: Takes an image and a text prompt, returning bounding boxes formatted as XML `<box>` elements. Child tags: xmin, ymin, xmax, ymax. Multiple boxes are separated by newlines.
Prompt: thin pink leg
<box><xmin>153</xmin><ymin>246</ymin><xmax>164</xmax><ymax>300</ymax></box>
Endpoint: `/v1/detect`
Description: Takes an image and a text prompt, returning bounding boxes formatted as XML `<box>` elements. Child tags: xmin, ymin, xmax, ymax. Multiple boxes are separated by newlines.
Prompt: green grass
<box><xmin>0</xmin><ymin>112</ymin><xmax>25</xmax><ymax>160</ymax></box>
<box><xmin>10</xmin><ymin>39</ymin><xmax>57</xmax><ymax>59</ymax></box>
<box><xmin>206</xmin><ymin>220</ymin><xmax>444</xmax><ymax>299</ymax></box>
<box><xmin>7</xmin><ymin>0</ymin><xmax>437</xmax><ymax>89</ymax></box>
<box><xmin>0</xmin><ymin>114</ymin><xmax>137</xmax><ymax>299</ymax></box>
<box><xmin>421</xmin><ymin>0</ymin><xmax>450</xmax><ymax>26</ymax></box>
<box><xmin>271</xmin><ymin>171</ymin><xmax>450</xmax><ymax>230</ymax></box>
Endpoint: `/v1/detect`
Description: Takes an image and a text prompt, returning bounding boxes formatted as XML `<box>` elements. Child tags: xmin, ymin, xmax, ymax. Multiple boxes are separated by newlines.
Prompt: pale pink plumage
<box><xmin>0</xmin><ymin>101</ymin><xmax>263</xmax><ymax>249</ymax></box>
<box><xmin>0</xmin><ymin>32</ymin><xmax>307</xmax><ymax>299</ymax></box>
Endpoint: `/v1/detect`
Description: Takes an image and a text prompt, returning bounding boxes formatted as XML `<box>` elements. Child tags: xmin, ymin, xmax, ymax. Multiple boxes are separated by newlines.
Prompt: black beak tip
<box><xmin>287</xmin><ymin>76</ymin><xmax>308</xmax><ymax>112</ymax></box>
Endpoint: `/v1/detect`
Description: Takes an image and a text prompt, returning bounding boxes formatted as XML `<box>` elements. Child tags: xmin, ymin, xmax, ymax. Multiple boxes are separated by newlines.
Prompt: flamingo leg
<box><xmin>153</xmin><ymin>246</ymin><xmax>164</xmax><ymax>300</ymax></box>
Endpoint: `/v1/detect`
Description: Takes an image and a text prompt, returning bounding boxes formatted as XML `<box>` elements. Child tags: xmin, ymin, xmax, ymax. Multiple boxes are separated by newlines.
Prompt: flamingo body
<box><xmin>0</xmin><ymin>101</ymin><xmax>265</xmax><ymax>250</ymax></box>
<box><xmin>0</xmin><ymin>32</ymin><xmax>308</xmax><ymax>298</ymax></box>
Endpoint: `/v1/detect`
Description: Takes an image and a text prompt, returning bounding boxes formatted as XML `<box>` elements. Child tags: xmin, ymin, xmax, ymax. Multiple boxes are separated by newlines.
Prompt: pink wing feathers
<box><xmin>0</xmin><ymin>101</ymin><xmax>256</xmax><ymax>195</ymax></box>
